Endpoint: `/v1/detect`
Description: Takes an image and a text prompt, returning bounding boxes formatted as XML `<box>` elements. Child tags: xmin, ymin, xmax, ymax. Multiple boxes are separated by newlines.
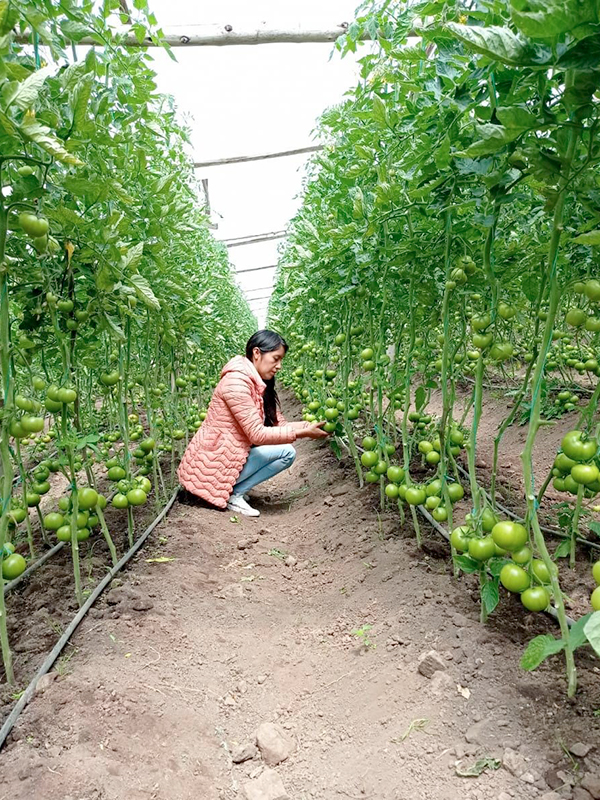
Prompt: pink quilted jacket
<box><xmin>177</xmin><ymin>356</ymin><xmax>299</xmax><ymax>508</ymax></box>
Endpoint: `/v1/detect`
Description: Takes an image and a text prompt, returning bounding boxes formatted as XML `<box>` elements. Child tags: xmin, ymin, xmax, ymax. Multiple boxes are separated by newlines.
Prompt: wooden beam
<box><xmin>194</xmin><ymin>145</ymin><xmax>323</xmax><ymax>169</ymax></box>
<box><xmin>66</xmin><ymin>23</ymin><xmax>368</xmax><ymax>48</ymax></box>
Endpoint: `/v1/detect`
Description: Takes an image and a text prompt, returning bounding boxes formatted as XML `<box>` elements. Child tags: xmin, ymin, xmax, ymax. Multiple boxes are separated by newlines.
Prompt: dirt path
<box><xmin>2</xmin><ymin>403</ymin><xmax>600</xmax><ymax>800</ymax></box>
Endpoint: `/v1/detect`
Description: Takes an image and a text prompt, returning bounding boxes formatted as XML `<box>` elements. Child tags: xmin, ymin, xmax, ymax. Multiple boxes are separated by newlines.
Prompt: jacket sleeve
<box><xmin>221</xmin><ymin>373</ymin><xmax>298</xmax><ymax>446</ymax></box>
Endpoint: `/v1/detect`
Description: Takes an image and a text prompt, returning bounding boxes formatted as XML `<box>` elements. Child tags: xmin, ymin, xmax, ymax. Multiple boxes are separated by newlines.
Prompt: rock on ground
<box><xmin>243</xmin><ymin>768</ymin><xmax>289</xmax><ymax>800</ymax></box>
<box><xmin>255</xmin><ymin>722</ymin><xmax>296</xmax><ymax>767</ymax></box>
<box><xmin>417</xmin><ymin>650</ymin><xmax>447</xmax><ymax>678</ymax></box>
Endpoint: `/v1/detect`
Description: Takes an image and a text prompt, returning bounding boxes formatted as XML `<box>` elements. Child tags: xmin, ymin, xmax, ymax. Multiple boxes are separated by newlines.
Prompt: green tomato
<box><xmin>405</xmin><ymin>486</ymin><xmax>426</xmax><ymax>506</ymax></box>
<box><xmin>112</xmin><ymin>493</ymin><xmax>129</xmax><ymax>509</ymax></box>
<box><xmin>511</xmin><ymin>546</ymin><xmax>532</xmax><ymax>565</ymax></box>
<box><xmin>570</xmin><ymin>463</ymin><xmax>600</xmax><ymax>486</ymax></box>
<box><xmin>592</xmin><ymin>561</ymin><xmax>600</xmax><ymax>585</ymax></box>
<box><xmin>78</xmin><ymin>487</ymin><xmax>99</xmax><ymax>510</ymax></box>
<box><xmin>373</xmin><ymin>460</ymin><xmax>388</xmax><ymax>475</ymax></box>
<box><xmin>19</xmin><ymin>212</ymin><xmax>49</xmax><ymax>238</ymax></box>
<box><xmin>521</xmin><ymin>586</ymin><xmax>550</xmax><ymax>612</ymax></box>
<box><xmin>107</xmin><ymin>466</ymin><xmax>126</xmax><ymax>481</ymax></box>
<box><xmin>592</xmin><ymin>586</ymin><xmax>600</xmax><ymax>611</ymax></box>
<box><xmin>385</xmin><ymin>483</ymin><xmax>399</xmax><ymax>499</ymax></box>
<box><xmin>386</xmin><ymin>465</ymin><xmax>405</xmax><ymax>484</ymax></box>
<box><xmin>364</xmin><ymin>471</ymin><xmax>379</xmax><ymax>484</ymax></box>
<box><xmin>450</xmin><ymin>526</ymin><xmax>471</xmax><ymax>552</ymax></box>
<box><xmin>531</xmin><ymin>559</ymin><xmax>557</xmax><ymax>584</ymax></box>
<box><xmin>560</xmin><ymin>430</ymin><xmax>598</xmax><ymax>463</ymax></box>
<box><xmin>468</xmin><ymin>536</ymin><xmax>495</xmax><ymax>561</ymax></box>
<box><xmin>361</xmin><ymin>451</ymin><xmax>378</xmax><ymax>469</ymax></box>
<box><xmin>491</xmin><ymin>520</ymin><xmax>528</xmax><ymax>551</ymax></box>
<box><xmin>2</xmin><ymin>553</ymin><xmax>27</xmax><ymax>580</ymax></box>
<box><xmin>446</xmin><ymin>483</ymin><xmax>464</xmax><ymax>504</ymax></box>
<box><xmin>500</xmin><ymin>563</ymin><xmax>531</xmax><ymax>593</ymax></box>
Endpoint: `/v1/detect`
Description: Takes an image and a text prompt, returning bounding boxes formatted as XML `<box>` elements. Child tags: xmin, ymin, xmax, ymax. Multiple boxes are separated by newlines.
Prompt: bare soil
<box><xmin>1</xmin><ymin>395</ymin><xmax>600</xmax><ymax>800</ymax></box>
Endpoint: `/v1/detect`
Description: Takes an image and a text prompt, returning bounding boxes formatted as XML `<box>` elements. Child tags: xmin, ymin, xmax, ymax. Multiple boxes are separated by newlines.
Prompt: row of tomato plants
<box><xmin>0</xmin><ymin>2</ymin><xmax>254</xmax><ymax>686</ymax></box>
<box><xmin>269</xmin><ymin>0</ymin><xmax>600</xmax><ymax>696</ymax></box>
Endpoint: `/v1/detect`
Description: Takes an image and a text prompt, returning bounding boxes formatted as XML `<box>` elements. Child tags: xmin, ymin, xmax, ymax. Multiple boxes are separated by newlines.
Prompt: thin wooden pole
<box><xmin>194</xmin><ymin>145</ymin><xmax>323</xmax><ymax>168</ymax></box>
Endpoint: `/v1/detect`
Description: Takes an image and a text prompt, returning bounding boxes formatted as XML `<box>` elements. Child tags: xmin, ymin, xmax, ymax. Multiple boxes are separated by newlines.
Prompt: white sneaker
<box><xmin>227</xmin><ymin>494</ymin><xmax>260</xmax><ymax>518</ymax></box>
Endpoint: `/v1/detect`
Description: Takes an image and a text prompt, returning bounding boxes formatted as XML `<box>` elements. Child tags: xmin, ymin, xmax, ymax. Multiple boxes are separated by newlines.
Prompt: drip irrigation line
<box><xmin>0</xmin><ymin>484</ymin><xmax>180</xmax><ymax>751</ymax></box>
<box><xmin>345</xmin><ymin>438</ymin><xmax>575</xmax><ymax>631</ymax></box>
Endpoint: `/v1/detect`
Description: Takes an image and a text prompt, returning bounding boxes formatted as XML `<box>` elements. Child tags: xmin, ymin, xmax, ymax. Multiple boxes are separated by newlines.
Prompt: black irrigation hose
<box><xmin>343</xmin><ymin>438</ymin><xmax>576</xmax><ymax>629</ymax></box>
<box><xmin>0</xmin><ymin>484</ymin><xmax>180</xmax><ymax>751</ymax></box>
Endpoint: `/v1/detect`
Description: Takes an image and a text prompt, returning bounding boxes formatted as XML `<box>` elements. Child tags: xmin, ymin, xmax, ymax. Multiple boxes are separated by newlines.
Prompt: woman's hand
<box><xmin>297</xmin><ymin>420</ymin><xmax>330</xmax><ymax>440</ymax></box>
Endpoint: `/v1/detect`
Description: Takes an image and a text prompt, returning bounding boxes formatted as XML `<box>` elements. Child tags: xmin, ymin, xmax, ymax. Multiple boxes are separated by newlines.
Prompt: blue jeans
<box><xmin>232</xmin><ymin>444</ymin><xmax>296</xmax><ymax>497</ymax></box>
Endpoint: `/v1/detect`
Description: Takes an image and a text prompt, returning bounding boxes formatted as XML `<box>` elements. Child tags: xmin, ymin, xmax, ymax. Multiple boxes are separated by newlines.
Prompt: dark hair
<box><xmin>245</xmin><ymin>330</ymin><xmax>288</xmax><ymax>427</ymax></box>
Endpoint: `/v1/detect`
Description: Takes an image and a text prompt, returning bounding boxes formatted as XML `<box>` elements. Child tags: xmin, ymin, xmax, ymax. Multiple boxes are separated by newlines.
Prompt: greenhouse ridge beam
<box><xmin>61</xmin><ymin>23</ymin><xmax>371</xmax><ymax>48</ymax></box>
<box><xmin>194</xmin><ymin>145</ymin><xmax>323</xmax><ymax>168</ymax></box>
<box><xmin>235</xmin><ymin>264</ymin><xmax>277</xmax><ymax>275</ymax></box>
<box><xmin>225</xmin><ymin>232</ymin><xmax>286</xmax><ymax>248</ymax></box>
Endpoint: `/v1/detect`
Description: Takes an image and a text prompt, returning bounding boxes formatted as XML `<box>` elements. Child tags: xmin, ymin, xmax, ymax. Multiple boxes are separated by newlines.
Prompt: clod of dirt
<box><xmin>34</xmin><ymin>672</ymin><xmax>58</xmax><ymax>694</ymax></box>
<box><xmin>570</xmin><ymin>743</ymin><xmax>594</xmax><ymax>758</ymax></box>
<box><xmin>255</xmin><ymin>722</ymin><xmax>296</xmax><ymax>766</ymax></box>
<box><xmin>242</xmin><ymin>767</ymin><xmax>289</xmax><ymax>800</ymax></box>
<box><xmin>417</xmin><ymin>650</ymin><xmax>447</xmax><ymax>678</ymax></box>
<box><xmin>231</xmin><ymin>743</ymin><xmax>258</xmax><ymax>764</ymax></box>
<box><xmin>503</xmin><ymin>747</ymin><xmax>529</xmax><ymax>777</ymax></box>
<box><xmin>581</xmin><ymin>774</ymin><xmax>600</xmax><ymax>799</ymax></box>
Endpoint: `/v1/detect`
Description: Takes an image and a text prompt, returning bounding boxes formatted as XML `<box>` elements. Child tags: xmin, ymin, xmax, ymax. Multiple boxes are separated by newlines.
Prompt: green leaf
<box><xmin>481</xmin><ymin>576</ymin><xmax>499</xmax><ymax>616</ymax></box>
<box><xmin>570</xmin><ymin>613</ymin><xmax>592</xmax><ymax>651</ymax></box>
<box><xmin>9</xmin><ymin>66</ymin><xmax>53</xmax><ymax>111</ymax></box>
<box><xmin>415</xmin><ymin>385</ymin><xmax>426</xmax><ymax>411</ymax></box>
<box><xmin>554</xmin><ymin>539</ymin><xmax>571</xmax><ymax>559</ymax></box>
<box><xmin>520</xmin><ymin>634</ymin><xmax>565</xmax><ymax>671</ymax></box>
<box><xmin>510</xmin><ymin>0</ymin><xmax>599</xmax><ymax>41</ymax></box>
<box><xmin>129</xmin><ymin>273</ymin><xmax>160</xmax><ymax>311</ymax></box>
<box><xmin>455</xmin><ymin>757</ymin><xmax>501</xmax><ymax>778</ymax></box>
<box><xmin>0</xmin><ymin>0</ymin><xmax>19</xmax><ymax>36</ymax></box>
<box><xmin>495</xmin><ymin>106</ymin><xmax>537</xmax><ymax>131</ymax></box>
<box><xmin>453</xmin><ymin>554</ymin><xmax>479</xmax><ymax>574</ymax></box>
<box><xmin>558</xmin><ymin>34</ymin><xmax>600</xmax><ymax>69</ymax></box>
<box><xmin>573</xmin><ymin>229</ymin><xmax>600</xmax><ymax>245</ymax></box>
<box><xmin>103</xmin><ymin>313</ymin><xmax>126</xmax><ymax>341</ymax></box>
<box><xmin>584</xmin><ymin>612</ymin><xmax>600</xmax><ymax>658</ymax></box>
<box><xmin>122</xmin><ymin>242</ymin><xmax>144</xmax><ymax>272</ymax></box>
<box><xmin>0</xmin><ymin>109</ymin><xmax>19</xmax><ymax>139</ymax></box>
<box><xmin>590</xmin><ymin>521</ymin><xmax>600</xmax><ymax>536</ymax></box>
<box><xmin>372</xmin><ymin>95</ymin><xmax>388</xmax><ymax>127</ymax></box>
<box><xmin>446</xmin><ymin>22</ymin><xmax>548</xmax><ymax>67</ymax></box>
<box><xmin>71</xmin><ymin>73</ymin><xmax>94</xmax><ymax>132</ymax></box>
<box><xmin>96</xmin><ymin>264</ymin><xmax>115</xmax><ymax>292</ymax></box>
<box><xmin>19</xmin><ymin>118</ymin><xmax>84</xmax><ymax>166</ymax></box>
<box><xmin>488</xmin><ymin>557</ymin><xmax>509</xmax><ymax>578</ymax></box>
<box><xmin>461</xmin><ymin>124</ymin><xmax>522</xmax><ymax>158</ymax></box>
<box><xmin>329</xmin><ymin>437</ymin><xmax>341</xmax><ymax>460</ymax></box>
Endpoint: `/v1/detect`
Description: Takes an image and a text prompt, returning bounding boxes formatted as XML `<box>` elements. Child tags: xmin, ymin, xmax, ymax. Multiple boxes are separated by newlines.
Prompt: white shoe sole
<box><xmin>226</xmin><ymin>502</ymin><xmax>260</xmax><ymax>518</ymax></box>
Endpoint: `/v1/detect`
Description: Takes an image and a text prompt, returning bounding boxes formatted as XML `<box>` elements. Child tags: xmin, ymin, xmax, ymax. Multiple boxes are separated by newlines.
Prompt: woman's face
<box><xmin>252</xmin><ymin>345</ymin><xmax>286</xmax><ymax>380</ymax></box>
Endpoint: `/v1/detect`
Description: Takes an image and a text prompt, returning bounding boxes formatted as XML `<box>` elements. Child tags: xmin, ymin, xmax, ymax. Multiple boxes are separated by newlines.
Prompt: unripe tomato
<box><xmin>2</xmin><ymin>553</ymin><xmax>27</xmax><ymax>580</ymax></box>
<box><xmin>592</xmin><ymin>586</ymin><xmax>600</xmax><ymax>611</ymax></box>
<box><xmin>426</xmin><ymin>495</ymin><xmax>441</xmax><ymax>510</ymax></box>
<box><xmin>432</xmin><ymin>506</ymin><xmax>448</xmax><ymax>522</ymax></box>
<box><xmin>56</xmin><ymin>299</ymin><xmax>74</xmax><ymax>313</ymax></box>
<box><xmin>561</xmin><ymin>430</ymin><xmax>598</xmax><ymax>462</ymax></box>
<box><xmin>361</xmin><ymin>451</ymin><xmax>378</xmax><ymax>469</ymax></box>
<box><xmin>426</xmin><ymin>451</ymin><xmax>440</xmax><ymax>465</ymax></box>
<box><xmin>385</xmin><ymin>483</ymin><xmax>399</xmax><ymax>499</ymax></box>
<box><xmin>8</xmin><ymin>507</ymin><xmax>27</xmax><ymax>524</ymax></box>
<box><xmin>78</xmin><ymin>487</ymin><xmax>99</xmax><ymax>510</ymax></box>
<box><xmin>418</xmin><ymin>440</ymin><xmax>433</xmax><ymax>454</ymax></box>
<box><xmin>570</xmin><ymin>463</ymin><xmax>600</xmax><ymax>485</ymax></box>
<box><xmin>386</xmin><ymin>465</ymin><xmax>405</xmax><ymax>483</ymax></box>
<box><xmin>19</xmin><ymin>212</ymin><xmax>49</xmax><ymax>238</ymax></box>
<box><xmin>481</xmin><ymin>507</ymin><xmax>498</xmax><ymax>532</ymax></box>
<box><xmin>365</xmin><ymin>470</ymin><xmax>379</xmax><ymax>483</ymax></box>
<box><xmin>531</xmin><ymin>559</ymin><xmax>557</xmax><ymax>584</ymax></box>
<box><xmin>500</xmin><ymin>563</ymin><xmax>531</xmax><ymax>593</ymax></box>
<box><xmin>584</xmin><ymin>279</ymin><xmax>600</xmax><ymax>302</ymax></box>
<box><xmin>100</xmin><ymin>370</ymin><xmax>120</xmax><ymax>386</ymax></box>
<box><xmin>57</xmin><ymin>387</ymin><xmax>77</xmax><ymax>404</ymax></box>
<box><xmin>26</xmin><ymin>492</ymin><xmax>41</xmax><ymax>507</ymax></box>
<box><xmin>450</xmin><ymin>526</ymin><xmax>471</xmax><ymax>552</ymax></box>
<box><xmin>592</xmin><ymin>561</ymin><xmax>600</xmax><ymax>585</ymax></box>
<box><xmin>447</xmin><ymin>483</ymin><xmax>464</xmax><ymax>504</ymax></box>
<box><xmin>521</xmin><ymin>586</ymin><xmax>550</xmax><ymax>612</ymax></box>
<box><xmin>491</xmin><ymin>520</ymin><xmax>528</xmax><ymax>551</ymax></box>
<box><xmin>511</xmin><ymin>546</ymin><xmax>532</xmax><ymax>565</ymax></box>
<box><xmin>107</xmin><ymin>466</ymin><xmax>126</xmax><ymax>481</ymax></box>
<box><xmin>112</xmin><ymin>493</ymin><xmax>129</xmax><ymax>509</ymax></box>
<box><xmin>20</xmin><ymin>414</ymin><xmax>44</xmax><ymax>433</ymax></box>
<box><xmin>405</xmin><ymin>486</ymin><xmax>426</xmax><ymax>506</ymax></box>
<box><xmin>468</xmin><ymin>536</ymin><xmax>495</xmax><ymax>561</ymax></box>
